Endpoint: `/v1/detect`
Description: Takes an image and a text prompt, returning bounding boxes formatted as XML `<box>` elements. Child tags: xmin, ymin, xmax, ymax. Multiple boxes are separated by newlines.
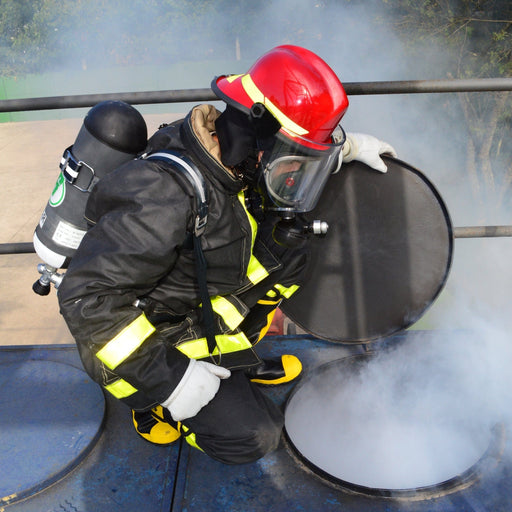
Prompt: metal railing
<box><xmin>1</xmin><ymin>77</ymin><xmax>512</xmax><ymax>255</ymax></box>
<box><xmin>1</xmin><ymin>78</ymin><xmax>512</xmax><ymax>113</ymax></box>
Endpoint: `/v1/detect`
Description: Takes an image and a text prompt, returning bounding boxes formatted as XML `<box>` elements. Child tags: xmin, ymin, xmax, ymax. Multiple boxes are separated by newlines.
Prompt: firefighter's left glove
<box><xmin>342</xmin><ymin>132</ymin><xmax>397</xmax><ymax>173</ymax></box>
<box><xmin>161</xmin><ymin>359</ymin><xmax>231</xmax><ymax>421</ymax></box>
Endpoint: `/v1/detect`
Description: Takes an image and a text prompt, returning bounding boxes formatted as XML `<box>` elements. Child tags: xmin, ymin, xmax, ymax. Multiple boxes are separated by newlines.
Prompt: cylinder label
<box><xmin>52</xmin><ymin>221</ymin><xmax>86</xmax><ymax>250</ymax></box>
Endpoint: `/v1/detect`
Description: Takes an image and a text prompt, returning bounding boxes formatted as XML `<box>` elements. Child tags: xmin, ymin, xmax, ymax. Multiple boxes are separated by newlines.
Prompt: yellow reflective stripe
<box><xmin>237</xmin><ymin>191</ymin><xmax>268</xmax><ymax>285</ymax></box>
<box><xmin>241</xmin><ymin>74</ymin><xmax>309</xmax><ymax>136</ymax></box>
<box><xmin>177</xmin><ymin>338</ymin><xmax>208</xmax><ymax>358</ymax></box>
<box><xmin>181</xmin><ymin>425</ymin><xmax>204</xmax><ymax>452</ymax></box>
<box><xmin>257</xmin><ymin>299</ymin><xmax>281</xmax><ymax>306</ymax></box>
<box><xmin>266</xmin><ymin>289</ymin><xmax>278</xmax><ymax>298</ymax></box>
<box><xmin>210</xmin><ymin>296</ymin><xmax>244</xmax><ymax>330</ymax></box>
<box><xmin>177</xmin><ymin>332</ymin><xmax>252</xmax><ymax>359</ymax></box>
<box><xmin>104</xmin><ymin>378</ymin><xmax>138</xmax><ymax>399</ymax></box>
<box><xmin>275</xmin><ymin>283</ymin><xmax>300</xmax><ymax>299</ymax></box>
<box><xmin>96</xmin><ymin>314</ymin><xmax>156</xmax><ymax>370</ymax></box>
<box><xmin>247</xmin><ymin>257</ymin><xmax>269</xmax><ymax>284</ymax></box>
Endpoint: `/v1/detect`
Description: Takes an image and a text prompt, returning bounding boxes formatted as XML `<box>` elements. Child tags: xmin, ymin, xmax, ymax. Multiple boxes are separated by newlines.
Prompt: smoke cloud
<box><xmin>286</xmin><ymin>321</ymin><xmax>512</xmax><ymax>489</ymax></box>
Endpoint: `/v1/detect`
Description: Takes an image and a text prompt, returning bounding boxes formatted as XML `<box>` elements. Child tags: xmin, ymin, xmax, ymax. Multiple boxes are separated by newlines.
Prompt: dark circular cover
<box><xmin>281</xmin><ymin>156</ymin><xmax>453</xmax><ymax>342</ymax></box>
<box><xmin>0</xmin><ymin>360</ymin><xmax>105</xmax><ymax>505</ymax></box>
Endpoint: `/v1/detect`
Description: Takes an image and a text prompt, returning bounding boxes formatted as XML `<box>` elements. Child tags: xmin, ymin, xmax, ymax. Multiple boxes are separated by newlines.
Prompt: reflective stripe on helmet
<box><xmin>226</xmin><ymin>74</ymin><xmax>242</xmax><ymax>83</ymax></box>
<box><xmin>237</xmin><ymin>191</ymin><xmax>269</xmax><ymax>284</ymax></box>
<box><xmin>240</xmin><ymin>74</ymin><xmax>309</xmax><ymax>137</ymax></box>
<box><xmin>104</xmin><ymin>378</ymin><xmax>138</xmax><ymax>399</ymax></box>
<box><xmin>96</xmin><ymin>313</ymin><xmax>155</xmax><ymax>370</ymax></box>
<box><xmin>176</xmin><ymin>332</ymin><xmax>253</xmax><ymax>359</ymax></box>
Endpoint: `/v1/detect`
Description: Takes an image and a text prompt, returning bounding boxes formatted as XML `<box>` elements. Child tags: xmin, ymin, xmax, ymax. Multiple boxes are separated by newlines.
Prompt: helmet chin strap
<box><xmin>233</xmin><ymin>147</ymin><xmax>261</xmax><ymax>186</ymax></box>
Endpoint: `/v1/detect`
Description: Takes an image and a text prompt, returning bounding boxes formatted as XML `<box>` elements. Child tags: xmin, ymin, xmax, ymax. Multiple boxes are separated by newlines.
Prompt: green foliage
<box><xmin>2</xmin><ymin>0</ymin><xmax>510</xmax><ymax>79</ymax></box>
<box><xmin>384</xmin><ymin>0</ymin><xmax>512</xmax><ymax>78</ymax></box>
<box><xmin>381</xmin><ymin>0</ymin><xmax>512</xmax><ymax>219</ymax></box>
<box><xmin>0</xmin><ymin>0</ymin><xmax>279</xmax><ymax>76</ymax></box>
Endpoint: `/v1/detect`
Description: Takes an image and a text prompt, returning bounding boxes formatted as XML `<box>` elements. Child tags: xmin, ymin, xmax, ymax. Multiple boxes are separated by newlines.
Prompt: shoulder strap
<box><xmin>145</xmin><ymin>150</ymin><xmax>208</xmax><ymax>236</ymax></box>
<box><xmin>143</xmin><ymin>150</ymin><xmax>219</xmax><ymax>363</ymax></box>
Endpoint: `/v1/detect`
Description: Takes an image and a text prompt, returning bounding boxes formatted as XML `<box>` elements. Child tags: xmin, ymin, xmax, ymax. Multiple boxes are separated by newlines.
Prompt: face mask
<box><xmin>261</xmin><ymin>127</ymin><xmax>345</xmax><ymax>213</ymax></box>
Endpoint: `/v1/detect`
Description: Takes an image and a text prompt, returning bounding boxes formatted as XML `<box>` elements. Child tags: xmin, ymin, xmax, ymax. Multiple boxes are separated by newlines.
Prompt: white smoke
<box><xmin>286</xmin><ymin>232</ymin><xmax>512</xmax><ymax>489</ymax></box>
<box><xmin>286</xmin><ymin>320</ymin><xmax>511</xmax><ymax>489</ymax></box>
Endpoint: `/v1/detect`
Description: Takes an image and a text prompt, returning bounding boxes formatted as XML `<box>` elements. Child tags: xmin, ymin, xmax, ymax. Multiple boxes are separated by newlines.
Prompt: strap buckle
<box><xmin>59</xmin><ymin>146</ymin><xmax>96</xmax><ymax>192</ymax></box>
<box><xmin>194</xmin><ymin>203</ymin><xmax>208</xmax><ymax>236</ymax></box>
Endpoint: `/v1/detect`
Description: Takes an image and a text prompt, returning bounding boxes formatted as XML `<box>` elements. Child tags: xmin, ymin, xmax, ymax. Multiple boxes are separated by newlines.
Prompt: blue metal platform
<box><xmin>1</xmin><ymin>334</ymin><xmax>511</xmax><ymax>512</ymax></box>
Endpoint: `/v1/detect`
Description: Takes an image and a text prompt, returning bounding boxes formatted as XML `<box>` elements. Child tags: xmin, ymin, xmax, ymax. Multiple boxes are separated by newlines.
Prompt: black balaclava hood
<box><xmin>215</xmin><ymin>103</ymin><xmax>281</xmax><ymax>175</ymax></box>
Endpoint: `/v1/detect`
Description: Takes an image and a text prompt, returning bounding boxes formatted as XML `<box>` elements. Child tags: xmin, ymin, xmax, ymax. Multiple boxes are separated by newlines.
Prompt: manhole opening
<box><xmin>284</xmin><ymin>354</ymin><xmax>506</xmax><ymax>500</ymax></box>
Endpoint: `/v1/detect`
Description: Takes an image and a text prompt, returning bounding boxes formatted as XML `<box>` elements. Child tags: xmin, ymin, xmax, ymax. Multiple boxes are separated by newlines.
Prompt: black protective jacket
<box><xmin>58</xmin><ymin>105</ymin><xmax>307</xmax><ymax>411</ymax></box>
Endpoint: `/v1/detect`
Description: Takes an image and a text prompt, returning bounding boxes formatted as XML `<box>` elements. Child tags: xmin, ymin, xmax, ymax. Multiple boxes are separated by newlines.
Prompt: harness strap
<box><xmin>147</xmin><ymin>151</ymin><xmax>208</xmax><ymax>236</ymax></box>
<box><xmin>144</xmin><ymin>151</ymin><xmax>218</xmax><ymax>361</ymax></box>
<box><xmin>192</xmin><ymin>230</ymin><xmax>219</xmax><ymax>362</ymax></box>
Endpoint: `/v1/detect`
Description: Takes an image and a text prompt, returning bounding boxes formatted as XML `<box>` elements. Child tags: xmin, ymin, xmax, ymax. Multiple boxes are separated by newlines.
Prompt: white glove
<box><xmin>161</xmin><ymin>359</ymin><xmax>231</xmax><ymax>421</ymax></box>
<box><xmin>342</xmin><ymin>132</ymin><xmax>397</xmax><ymax>173</ymax></box>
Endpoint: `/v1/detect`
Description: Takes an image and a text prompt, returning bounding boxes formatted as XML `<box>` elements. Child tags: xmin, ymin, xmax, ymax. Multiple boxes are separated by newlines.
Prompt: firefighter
<box><xmin>57</xmin><ymin>45</ymin><xmax>396</xmax><ymax>464</ymax></box>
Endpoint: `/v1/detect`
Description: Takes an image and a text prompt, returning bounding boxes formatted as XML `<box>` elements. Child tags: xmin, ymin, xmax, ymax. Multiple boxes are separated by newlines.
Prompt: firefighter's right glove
<box><xmin>161</xmin><ymin>359</ymin><xmax>231</xmax><ymax>421</ymax></box>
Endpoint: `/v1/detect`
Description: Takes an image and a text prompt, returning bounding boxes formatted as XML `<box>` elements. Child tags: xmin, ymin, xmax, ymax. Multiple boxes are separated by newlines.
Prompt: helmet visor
<box><xmin>262</xmin><ymin>128</ymin><xmax>344</xmax><ymax>212</ymax></box>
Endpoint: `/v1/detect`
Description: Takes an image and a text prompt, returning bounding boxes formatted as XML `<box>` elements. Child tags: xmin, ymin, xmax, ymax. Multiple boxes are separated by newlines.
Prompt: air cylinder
<box><xmin>33</xmin><ymin>100</ymin><xmax>147</xmax><ymax>294</ymax></box>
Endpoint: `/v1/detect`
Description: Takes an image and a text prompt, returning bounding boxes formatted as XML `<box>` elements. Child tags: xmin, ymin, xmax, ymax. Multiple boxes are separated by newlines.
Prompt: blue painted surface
<box><xmin>1</xmin><ymin>334</ymin><xmax>512</xmax><ymax>512</ymax></box>
<box><xmin>0</xmin><ymin>358</ymin><xmax>104</xmax><ymax>506</ymax></box>
<box><xmin>1</xmin><ymin>346</ymin><xmax>177</xmax><ymax>512</ymax></box>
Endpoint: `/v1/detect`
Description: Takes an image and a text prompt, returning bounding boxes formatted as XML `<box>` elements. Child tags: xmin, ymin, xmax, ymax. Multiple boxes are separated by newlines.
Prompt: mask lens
<box><xmin>263</xmin><ymin>129</ymin><xmax>343</xmax><ymax>212</ymax></box>
<box><xmin>266</xmin><ymin>156</ymin><xmax>320</xmax><ymax>207</ymax></box>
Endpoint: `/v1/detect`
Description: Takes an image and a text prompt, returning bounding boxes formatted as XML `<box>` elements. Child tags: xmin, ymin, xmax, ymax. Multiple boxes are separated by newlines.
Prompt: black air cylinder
<box><xmin>33</xmin><ymin>101</ymin><xmax>147</xmax><ymax>269</ymax></box>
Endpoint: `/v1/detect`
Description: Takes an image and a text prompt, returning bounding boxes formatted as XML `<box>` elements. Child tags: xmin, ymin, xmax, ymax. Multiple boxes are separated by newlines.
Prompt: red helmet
<box><xmin>213</xmin><ymin>46</ymin><xmax>349</xmax><ymax>212</ymax></box>
<box><xmin>212</xmin><ymin>45</ymin><xmax>349</xmax><ymax>147</ymax></box>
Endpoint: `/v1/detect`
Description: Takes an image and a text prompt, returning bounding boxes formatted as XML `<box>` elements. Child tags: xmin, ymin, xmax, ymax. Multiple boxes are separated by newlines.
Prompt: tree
<box><xmin>0</xmin><ymin>0</ymin><xmax>46</xmax><ymax>75</ymax></box>
<box><xmin>383</xmin><ymin>0</ymin><xmax>512</xmax><ymax>220</ymax></box>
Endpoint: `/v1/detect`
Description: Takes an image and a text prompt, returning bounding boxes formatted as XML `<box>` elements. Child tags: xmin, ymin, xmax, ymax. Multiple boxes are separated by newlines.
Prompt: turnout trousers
<box><xmin>180</xmin><ymin>369</ymin><xmax>284</xmax><ymax>465</ymax></box>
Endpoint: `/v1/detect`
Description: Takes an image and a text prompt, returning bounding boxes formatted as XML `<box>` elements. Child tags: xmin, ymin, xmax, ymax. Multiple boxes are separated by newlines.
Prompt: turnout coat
<box><xmin>58</xmin><ymin>104</ymin><xmax>306</xmax><ymax>411</ymax></box>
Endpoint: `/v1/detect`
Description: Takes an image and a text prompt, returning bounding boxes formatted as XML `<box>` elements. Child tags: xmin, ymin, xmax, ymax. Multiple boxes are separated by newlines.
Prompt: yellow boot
<box><xmin>248</xmin><ymin>354</ymin><xmax>302</xmax><ymax>385</ymax></box>
<box><xmin>132</xmin><ymin>405</ymin><xmax>181</xmax><ymax>445</ymax></box>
